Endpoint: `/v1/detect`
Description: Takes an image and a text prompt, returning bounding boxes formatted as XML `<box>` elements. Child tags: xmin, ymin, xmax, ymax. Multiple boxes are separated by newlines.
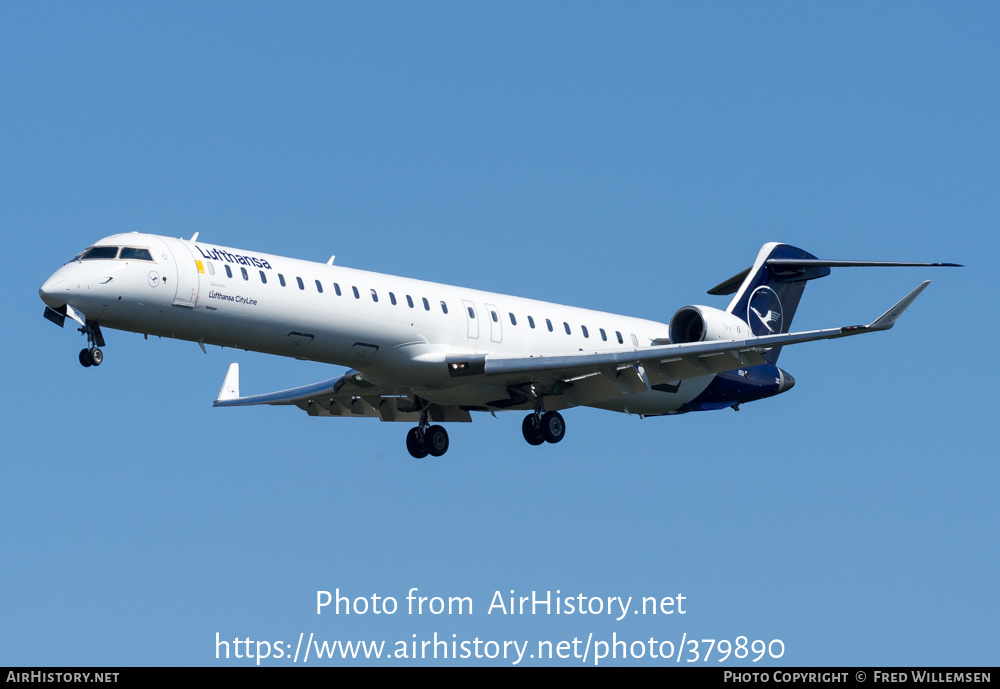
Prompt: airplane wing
<box><xmin>213</xmin><ymin>282</ymin><xmax>929</xmax><ymax>418</ymax></box>
<box><xmin>213</xmin><ymin>364</ymin><xmax>472</xmax><ymax>422</ymax></box>
<box><xmin>482</xmin><ymin>281</ymin><xmax>929</xmax><ymax>383</ymax></box>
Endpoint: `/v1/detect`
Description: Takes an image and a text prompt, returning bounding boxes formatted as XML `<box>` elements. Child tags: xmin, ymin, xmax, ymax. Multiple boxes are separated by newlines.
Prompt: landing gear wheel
<box><xmin>521</xmin><ymin>414</ymin><xmax>545</xmax><ymax>446</ymax></box>
<box><xmin>79</xmin><ymin>349</ymin><xmax>93</xmax><ymax>368</ymax></box>
<box><xmin>405</xmin><ymin>427</ymin><xmax>428</xmax><ymax>459</ymax></box>
<box><xmin>88</xmin><ymin>347</ymin><xmax>103</xmax><ymax>366</ymax></box>
<box><xmin>540</xmin><ymin>411</ymin><xmax>566</xmax><ymax>444</ymax></box>
<box><xmin>424</xmin><ymin>425</ymin><xmax>449</xmax><ymax>457</ymax></box>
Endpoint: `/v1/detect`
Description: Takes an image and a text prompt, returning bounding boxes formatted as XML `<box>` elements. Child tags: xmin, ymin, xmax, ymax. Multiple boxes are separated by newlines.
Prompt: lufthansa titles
<box><xmin>209</xmin><ymin>290</ymin><xmax>258</xmax><ymax>307</ymax></box>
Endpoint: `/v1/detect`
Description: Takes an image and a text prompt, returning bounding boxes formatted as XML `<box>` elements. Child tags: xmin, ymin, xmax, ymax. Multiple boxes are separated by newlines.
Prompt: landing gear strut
<box><xmin>78</xmin><ymin>321</ymin><xmax>106</xmax><ymax>368</ymax></box>
<box><xmin>405</xmin><ymin>406</ymin><xmax>449</xmax><ymax>458</ymax></box>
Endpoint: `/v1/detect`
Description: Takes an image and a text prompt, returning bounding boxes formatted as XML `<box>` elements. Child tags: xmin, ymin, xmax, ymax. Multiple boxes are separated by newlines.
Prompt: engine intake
<box><xmin>669</xmin><ymin>306</ymin><xmax>750</xmax><ymax>343</ymax></box>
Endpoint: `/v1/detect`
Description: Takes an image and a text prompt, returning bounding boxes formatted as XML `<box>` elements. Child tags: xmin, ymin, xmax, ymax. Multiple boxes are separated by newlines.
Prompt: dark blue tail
<box><xmin>723</xmin><ymin>243</ymin><xmax>830</xmax><ymax>364</ymax></box>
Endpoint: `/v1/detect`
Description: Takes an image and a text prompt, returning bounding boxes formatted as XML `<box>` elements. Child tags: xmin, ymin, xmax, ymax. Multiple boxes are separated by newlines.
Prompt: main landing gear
<box><xmin>521</xmin><ymin>407</ymin><xmax>566</xmax><ymax>446</ymax></box>
<box><xmin>78</xmin><ymin>321</ymin><xmax>106</xmax><ymax>368</ymax></box>
<box><xmin>404</xmin><ymin>399</ymin><xmax>566</xmax><ymax>458</ymax></box>
<box><xmin>405</xmin><ymin>407</ymin><xmax>450</xmax><ymax>459</ymax></box>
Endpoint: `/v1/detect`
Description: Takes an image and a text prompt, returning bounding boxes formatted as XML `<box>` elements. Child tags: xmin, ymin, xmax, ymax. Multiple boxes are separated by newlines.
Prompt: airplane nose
<box><xmin>778</xmin><ymin>369</ymin><xmax>796</xmax><ymax>393</ymax></box>
<box><xmin>39</xmin><ymin>275</ymin><xmax>67</xmax><ymax>308</ymax></box>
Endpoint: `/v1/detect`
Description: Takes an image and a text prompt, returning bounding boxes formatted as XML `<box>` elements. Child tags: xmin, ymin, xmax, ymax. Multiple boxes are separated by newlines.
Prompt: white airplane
<box><xmin>39</xmin><ymin>233</ymin><xmax>959</xmax><ymax>457</ymax></box>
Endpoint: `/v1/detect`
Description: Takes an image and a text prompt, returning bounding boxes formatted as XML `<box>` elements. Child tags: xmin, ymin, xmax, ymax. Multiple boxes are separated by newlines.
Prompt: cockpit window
<box><xmin>75</xmin><ymin>245</ymin><xmax>156</xmax><ymax>262</ymax></box>
<box><xmin>120</xmin><ymin>247</ymin><xmax>153</xmax><ymax>261</ymax></box>
<box><xmin>77</xmin><ymin>246</ymin><xmax>119</xmax><ymax>260</ymax></box>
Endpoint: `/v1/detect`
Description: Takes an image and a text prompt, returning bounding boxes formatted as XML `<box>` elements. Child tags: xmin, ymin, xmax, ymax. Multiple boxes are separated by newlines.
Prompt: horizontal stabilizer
<box><xmin>709</xmin><ymin>254</ymin><xmax>961</xmax><ymax>295</ymax></box>
<box><xmin>707</xmin><ymin>267</ymin><xmax>752</xmax><ymax>296</ymax></box>
<box><xmin>766</xmin><ymin>259</ymin><xmax>963</xmax><ymax>268</ymax></box>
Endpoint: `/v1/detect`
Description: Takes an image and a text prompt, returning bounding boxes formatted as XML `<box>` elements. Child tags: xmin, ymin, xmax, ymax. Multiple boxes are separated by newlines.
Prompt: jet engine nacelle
<box><xmin>669</xmin><ymin>305</ymin><xmax>750</xmax><ymax>343</ymax></box>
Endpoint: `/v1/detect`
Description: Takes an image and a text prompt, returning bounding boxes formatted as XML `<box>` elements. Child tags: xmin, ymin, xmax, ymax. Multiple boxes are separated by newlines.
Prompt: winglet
<box><xmin>216</xmin><ymin>363</ymin><xmax>240</xmax><ymax>402</ymax></box>
<box><xmin>867</xmin><ymin>281</ymin><xmax>931</xmax><ymax>331</ymax></box>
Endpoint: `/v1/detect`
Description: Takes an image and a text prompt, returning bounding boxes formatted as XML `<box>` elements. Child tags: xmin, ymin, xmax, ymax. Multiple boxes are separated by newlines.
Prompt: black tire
<box><xmin>79</xmin><ymin>348</ymin><xmax>92</xmax><ymax>367</ymax></box>
<box><xmin>406</xmin><ymin>427</ymin><xmax>428</xmax><ymax>459</ymax></box>
<box><xmin>424</xmin><ymin>425</ymin><xmax>449</xmax><ymax>457</ymax></box>
<box><xmin>541</xmin><ymin>411</ymin><xmax>566</xmax><ymax>444</ymax></box>
<box><xmin>521</xmin><ymin>414</ymin><xmax>545</xmax><ymax>446</ymax></box>
<box><xmin>89</xmin><ymin>347</ymin><xmax>103</xmax><ymax>366</ymax></box>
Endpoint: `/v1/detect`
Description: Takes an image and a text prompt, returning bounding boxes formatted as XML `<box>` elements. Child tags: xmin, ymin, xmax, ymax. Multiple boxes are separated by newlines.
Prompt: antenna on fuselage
<box><xmin>327</xmin><ymin>255</ymin><xmax>335</xmax><ymax>265</ymax></box>
<box><xmin>189</xmin><ymin>232</ymin><xmax>200</xmax><ymax>242</ymax></box>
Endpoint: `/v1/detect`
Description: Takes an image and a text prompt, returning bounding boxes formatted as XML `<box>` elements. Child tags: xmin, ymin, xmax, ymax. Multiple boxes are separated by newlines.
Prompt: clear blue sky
<box><xmin>2</xmin><ymin>2</ymin><xmax>995</xmax><ymax>666</ymax></box>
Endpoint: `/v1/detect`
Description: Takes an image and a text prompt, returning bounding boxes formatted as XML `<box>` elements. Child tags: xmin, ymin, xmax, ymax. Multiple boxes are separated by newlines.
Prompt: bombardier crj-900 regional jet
<box><xmin>39</xmin><ymin>234</ymin><xmax>959</xmax><ymax>458</ymax></box>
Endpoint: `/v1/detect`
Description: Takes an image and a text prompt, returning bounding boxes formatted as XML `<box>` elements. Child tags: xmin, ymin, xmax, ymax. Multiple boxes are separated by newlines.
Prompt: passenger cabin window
<box><xmin>278</xmin><ymin>274</ymin><xmax>286</xmax><ymax>287</ymax></box>
<box><xmin>440</xmin><ymin>301</ymin><xmax>448</xmax><ymax>314</ymax></box>
<box><xmin>259</xmin><ymin>271</ymin><xmax>267</xmax><ymax>283</ymax></box>
<box><xmin>334</xmin><ymin>283</ymin><xmax>341</xmax><ymax>296</ymax></box>
<box><xmin>600</xmin><ymin>328</ymin><xmax>607</xmax><ymax>341</ymax></box>
<box><xmin>296</xmin><ymin>277</ymin><xmax>305</xmax><ymax>290</ymax></box>
<box><xmin>389</xmin><ymin>292</ymin><xmax>397</xmax><ymax>305</ymax></box>
<box><xmin>616</xmin><ymin>331</ymin><xmax>624</xmax><ymax>344</ymax></box>
<box><xmin>546</xmin><ymin>319</ymin><xmax>553</xmax><ymax>332</ymax></box>
<box><xmin>563</xmin><ymin>322</ymin><xmax>571</xmax><ymax>335</ymax></box>
<box><xmin>467</xmin><ymin>307</ymin><xmax>475</xmax><ymax>318</ymax></box>
<box><xmin>422</xmin><ymin>297</ymin><xmax>430</xmax><ymax>311</ymax></box>
<box><xmin>509</xmin><ymin>313</ymin><xmax>517</xmax><ymax>326</ymax></box>
<box><xmin>406</xmin><ymin>295</ymin><xmax>414</xmax><ymax>308</ymax></box>
<box><xmin>631</xmin><ymin>334</ymin><xmax>639</xmax><ymax>347</ymax></box>
<box><xmin>371</xmin><ymin>289</ymin><xmax>378</xmax><ymax>302</ymax></box>
<box><xmin>315</xmin><ymin>280</ymin><xmax>323</xmax><ymax>293</ymax></box>
<box><xmin>120</xmin><ymin>247</ymin><xmax>153</xmax><ymax>261</ymax></box>
<box><xmin>491</xmin><ymin>311</ymin><xmax>498</xmax><ymax>323</ymax></box>
<box><xmin>78</xmin><ymin>246</ymin><xmax>119</xmax><ymax>260</ymax></box>
<box><xmin>205</xmin><ymin>262</ymin><xmax>215</xmax><ymax>275</ymax></box>
<box><xmin>241</xmin><ymin>267</ymin><xmax>249</xmax><ymax>281</ymax></box>
<box><xmin>225</xmin><ymin>265</ymin><xmax>233</xmax><ymax>278</ymax></box>
<box><xmin>353</xmin><ymin>286</ymin><xmax>360</xmax><ymax>299</ymax></box>
<box><xmin>581</xmin><ymin>325</ymin><xmax>589</xmax><ymax>338</ymax></box>
<box><xmin>528</xmin><ymin>316</ymin><xmax>535</xmax><ymax>329</ymax></box>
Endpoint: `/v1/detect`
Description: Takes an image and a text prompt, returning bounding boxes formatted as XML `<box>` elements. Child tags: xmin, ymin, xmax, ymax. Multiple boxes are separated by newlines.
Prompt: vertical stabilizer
<box><xmin>725</xmin><ymin>243</ymin><xmax>829</xmax><ymax>363</ymax></box>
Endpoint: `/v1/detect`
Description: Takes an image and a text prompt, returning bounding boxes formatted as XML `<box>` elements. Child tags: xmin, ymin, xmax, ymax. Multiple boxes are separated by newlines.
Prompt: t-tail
<box><xmin>708</xmin><ymin>242</ymin><xmax>962</xmax><ymax>364</ymax></box>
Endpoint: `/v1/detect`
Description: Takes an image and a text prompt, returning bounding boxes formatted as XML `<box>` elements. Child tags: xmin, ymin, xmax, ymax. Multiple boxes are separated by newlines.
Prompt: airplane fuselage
<box><xmin>42</xmin><ymin>232</ymin><xmax>769</xmax><ymax>417</ymax></box>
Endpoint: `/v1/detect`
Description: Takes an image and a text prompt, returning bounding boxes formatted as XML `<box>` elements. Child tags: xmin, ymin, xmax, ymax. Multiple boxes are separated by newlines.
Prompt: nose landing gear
<box><xmin>77</xmin><ymin>321</ymin><xmax>106</xmax><ymax>368</ymax></box>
